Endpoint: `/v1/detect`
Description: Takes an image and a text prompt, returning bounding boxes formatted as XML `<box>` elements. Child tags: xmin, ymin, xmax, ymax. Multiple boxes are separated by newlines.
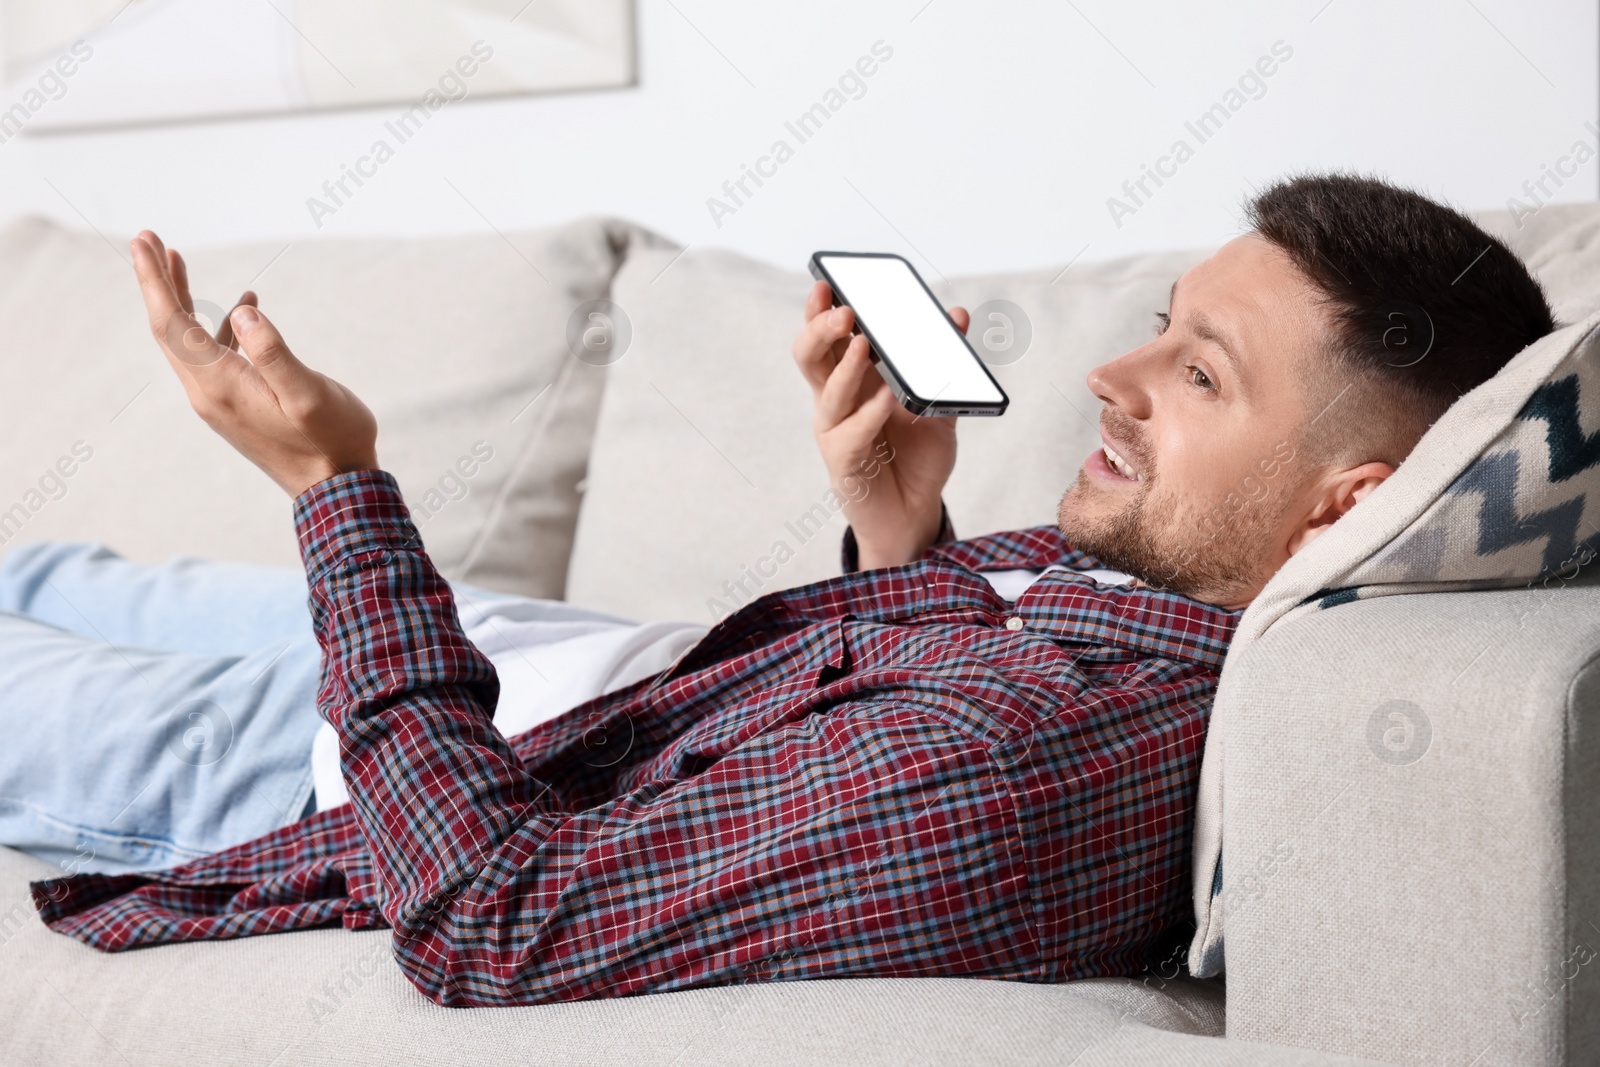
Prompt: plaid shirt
<box><xmin>32</xmin><ymin>470</ymin><xmax>1237</xmax><ymax>1006</ymax></box>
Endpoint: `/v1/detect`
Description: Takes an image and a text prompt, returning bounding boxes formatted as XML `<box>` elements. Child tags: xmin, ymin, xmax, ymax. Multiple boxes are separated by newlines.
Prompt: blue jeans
<box><xmin>0</xmin><ymin>535</ymin><xmax>717</xmax><ymax>884</ymax></box>
<box><xmin>0</xmin><ymin>542</ymin><xmax>708</xmax><ymax>878</ymax></box>
<box><xmin>0</xmin><ymin>541</ymin><xmax>332</xmax><ymax>877</ymax></box>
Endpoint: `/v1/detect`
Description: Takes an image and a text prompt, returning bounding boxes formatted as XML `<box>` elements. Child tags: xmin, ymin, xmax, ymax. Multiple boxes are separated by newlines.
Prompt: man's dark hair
<box><xmin>1245</xmin><ymin>173</ymin><xmax>1557</xmax><ymax>462</ymax></box>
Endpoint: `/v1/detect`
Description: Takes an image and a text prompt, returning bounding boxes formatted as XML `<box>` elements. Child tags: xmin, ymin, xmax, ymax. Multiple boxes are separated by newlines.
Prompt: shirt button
<box><xmin>1005</xmin><ymin>616</ymin><xmax>1025</xmax><ymax>631</ymax></box>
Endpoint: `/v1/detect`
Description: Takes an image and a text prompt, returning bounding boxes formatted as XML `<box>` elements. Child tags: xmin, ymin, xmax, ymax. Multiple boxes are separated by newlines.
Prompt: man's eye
<box><xmin>1154</xmin><ymin>311</ymin><xmax>1171</xmax><ymax>335</ymax></box>
<box><xmin>1189</xmin><ymin>366</ymin><xmax>1216</xmax><ymax>392</ymax></box>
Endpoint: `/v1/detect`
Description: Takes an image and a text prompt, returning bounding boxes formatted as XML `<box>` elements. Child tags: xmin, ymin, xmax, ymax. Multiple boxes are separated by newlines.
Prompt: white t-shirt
<box><xmin>309</xmin><ymin>590</ymin><xmax>709</xmax><ymax>811</ymax></box>
<box><xmin>309</xmin><ymin>565</ymin><xmax>1137</xmax><ymax>811</ymax></box>
<box><xmin>978</xmin><ymin>565</ymin><xmax>1137</xmax><ymax>600</ymax></box>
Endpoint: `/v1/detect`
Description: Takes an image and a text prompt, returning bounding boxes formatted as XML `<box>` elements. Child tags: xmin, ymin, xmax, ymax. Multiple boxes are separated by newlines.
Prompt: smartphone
<box><xmin>808</xmin><ymin>251</ymin><xmax>1009</xmax><ymax>417</ymax></box>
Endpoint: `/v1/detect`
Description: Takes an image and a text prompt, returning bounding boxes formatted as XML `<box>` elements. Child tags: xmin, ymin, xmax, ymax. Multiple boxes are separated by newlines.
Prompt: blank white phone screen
<box><xmin>819</xmin><ymin>255</ymin><xmax>1004</xmax><ymax>406</ymax></box>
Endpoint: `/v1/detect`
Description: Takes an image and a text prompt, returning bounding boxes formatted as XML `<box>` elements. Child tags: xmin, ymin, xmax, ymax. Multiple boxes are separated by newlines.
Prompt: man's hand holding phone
<box><xmin>792</xmin><ymin>280</ymin><xmax>968</xmax><ymax>570</ymax></box>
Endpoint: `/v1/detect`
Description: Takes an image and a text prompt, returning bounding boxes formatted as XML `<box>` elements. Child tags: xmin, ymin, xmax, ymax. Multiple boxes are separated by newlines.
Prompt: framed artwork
<box><xmin>0</xmin><ymin>0</ymin><xmax>636</xmax><ymax>132</ymax></box>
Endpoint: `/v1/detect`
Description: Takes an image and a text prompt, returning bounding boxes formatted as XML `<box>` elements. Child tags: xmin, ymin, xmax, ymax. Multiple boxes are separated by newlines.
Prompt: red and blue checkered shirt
<box><xmin>32</xmin><ymin>469</ymin><xmax>1238</xmax><ymax>1006</ymax></box>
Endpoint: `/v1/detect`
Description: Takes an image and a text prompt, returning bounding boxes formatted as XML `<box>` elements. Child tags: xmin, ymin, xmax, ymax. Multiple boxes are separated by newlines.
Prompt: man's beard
<box><xmin>1055</xmin><ymin>466</ymin><xmax>1285</xmax><ymax>604</ymax></box>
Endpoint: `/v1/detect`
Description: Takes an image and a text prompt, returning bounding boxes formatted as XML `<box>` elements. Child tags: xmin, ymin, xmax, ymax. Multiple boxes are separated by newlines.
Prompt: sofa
<box><xmin>0</xmin><ymin>199</ymin><xmax>1598</xmax><ymax>1066</ymax></box>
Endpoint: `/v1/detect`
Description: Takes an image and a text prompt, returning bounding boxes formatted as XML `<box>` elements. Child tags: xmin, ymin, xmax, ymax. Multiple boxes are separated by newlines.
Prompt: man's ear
<box><xmin>1284</xmin><ymin>461</ymin><xmax>1395</xmax><ymax>557</ymax></box>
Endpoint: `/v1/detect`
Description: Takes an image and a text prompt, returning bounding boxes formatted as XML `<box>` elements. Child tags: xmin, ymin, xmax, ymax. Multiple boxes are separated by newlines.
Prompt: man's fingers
<box><xmin>169</xmin><ymin>249</ymin><xmax>195</xmax><ymax>314</ymax></box>
<box><xmin>831</xmin><ymin>379</ymin><xmax>897</xmax><ymax>450</ymax></box>
<box><xmin>792</xmin><ymin>301</ymin><xmax>855</xmax><ymax>394</ymax></box>
<box><xmin>131</xmin><ymin>236</ymin><xmax>222</xmax><ymax>369</ymax></box>
<box><xmin>949</xmin><ymin>306</ymin><xmax>970</xmax><ymax>335</ymax></box>
<box><xmin>804</xmin><ymin>279</ymin><xmax>833</xmax><ymax>322</ymax></box>
<box><xmin>138</xmin><ymin>231</ymin><xmax>172</xmax><ymax>283</ymax></box>
<box><xmin>231</xmin><ymin>304</ymin><xmax>315</xmax><ymax>403</ymax></box>
<box><xmin>214</xmin><ymin>291</ymin><xmax>258</xmax><ymax>350</ymax></box>
<box><xmin>130</xmin><ymin>235</ymin><xmax>180</xmax><ymax>322</ymax></box>
<box><xmin>815</xmin><ymin>333</ymin><xmax>878</xmax><ymax>432</ymax></box>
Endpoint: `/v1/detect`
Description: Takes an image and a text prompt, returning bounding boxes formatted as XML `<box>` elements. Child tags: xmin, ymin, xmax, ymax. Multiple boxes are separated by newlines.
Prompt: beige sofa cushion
<box><xmin>0</xmin><ymin>215</ymin><xmax>664</xmax><ymax>598</ymax></box>
<box><xmin>1</xmin><ymin>842</ymin><xmax>1417</xmax><ymax>1067</ymax></box>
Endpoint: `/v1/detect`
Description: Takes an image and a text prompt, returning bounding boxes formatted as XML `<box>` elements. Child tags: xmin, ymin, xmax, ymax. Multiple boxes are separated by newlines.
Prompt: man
<box><xmin>23</xmin><ymin>175</ymin><xmax>1554</xmax><ymax>1005</ymax></box>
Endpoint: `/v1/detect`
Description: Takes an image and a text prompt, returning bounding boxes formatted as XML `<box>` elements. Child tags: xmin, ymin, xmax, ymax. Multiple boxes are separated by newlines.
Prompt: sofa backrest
<box><xmin>0</xmin><ymin>215</ymin><xmax>663</xmax><ymax>598</ymax></box>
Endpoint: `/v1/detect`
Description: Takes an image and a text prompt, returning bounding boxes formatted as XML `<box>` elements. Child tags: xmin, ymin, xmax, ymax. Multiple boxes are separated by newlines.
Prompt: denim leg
<box><xmin>0</xmin><ymin>542</ymin><xmax>323</xmax><ymax>875</ymax></box>
<box><xmin>0</xmin><ymin>541</ymin><xmax>313</xmax><ymax>655</ymax></box>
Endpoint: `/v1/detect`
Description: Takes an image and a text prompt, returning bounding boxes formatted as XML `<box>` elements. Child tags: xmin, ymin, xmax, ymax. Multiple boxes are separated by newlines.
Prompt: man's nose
<box><xmin>1086</xmin><ymin>346</ymin><xmax>1155</xmax><ymax>420</ymax></box>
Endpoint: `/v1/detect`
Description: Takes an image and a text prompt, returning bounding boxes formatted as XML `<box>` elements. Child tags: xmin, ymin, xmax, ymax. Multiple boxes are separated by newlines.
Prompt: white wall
<box><xmin>0</xmin><ymin>0</ymin><xmax>1594</xmax><ymax>277</ymax></box>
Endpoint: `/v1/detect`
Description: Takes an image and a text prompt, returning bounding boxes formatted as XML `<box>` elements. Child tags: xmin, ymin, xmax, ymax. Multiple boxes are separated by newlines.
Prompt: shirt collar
<box><xmin>921</xmin><ymin>525</ymin><xmax>1240</xmax><ymax>670</ymax></box>
<box><xmin>768</xmin><ymin>526</ymin><xmax>1241</xmax><ymax>673</ymax></box>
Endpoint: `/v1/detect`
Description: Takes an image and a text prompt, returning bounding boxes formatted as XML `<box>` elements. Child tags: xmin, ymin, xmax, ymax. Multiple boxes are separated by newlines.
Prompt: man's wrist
<box><xmin>285</xmin><ymin>467</ymin><xmax>341</xmax><ymax>500</ymax></box>
<box><xmin>856</xmin><ymin>539</ymin><xmax>922</xmax><ymax>571</ymax></box>
<box><xmin>283</xmin><ymin>457</ymin><xmax>380</xmax><ymax>500</ymax></box>
<box><xmin>841</xmin><ymin>502</ymin><xmax>955</xmax><ymax>573</ymax></box>
<box><xmin>929</xmin><ymin>503</ymin><xmax>957</xmax><ymax>546</ymax></box>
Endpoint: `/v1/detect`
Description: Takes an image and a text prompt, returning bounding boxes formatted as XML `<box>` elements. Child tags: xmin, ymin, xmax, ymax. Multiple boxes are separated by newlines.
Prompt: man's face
<box><xmin>1057</xmin><ymin>233</ymin><xmax>1335</xmax><ymax>609</ymax></box>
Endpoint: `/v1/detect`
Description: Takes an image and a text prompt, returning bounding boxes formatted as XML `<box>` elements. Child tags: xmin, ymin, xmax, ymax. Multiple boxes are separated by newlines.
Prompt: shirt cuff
<box><xmin>293</xmin><ymin>469</ymin><xmax>420</xmax><ymax>585</ymax></box>
<box><xmin>840</xmin><ymin>501</ymin><xmax>957</xmax><ymax>574</ymax></box>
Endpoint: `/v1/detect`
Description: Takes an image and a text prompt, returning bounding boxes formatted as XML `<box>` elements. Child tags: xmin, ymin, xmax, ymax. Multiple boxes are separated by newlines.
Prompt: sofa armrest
<box><xmin>1218</xmin><ymin>576</ymin><xmax>1600</xmax><ymax>1067</ymax></box>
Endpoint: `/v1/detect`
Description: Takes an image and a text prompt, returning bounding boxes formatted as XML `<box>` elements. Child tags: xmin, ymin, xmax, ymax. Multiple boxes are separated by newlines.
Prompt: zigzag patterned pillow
<box><xmin>1321</xmin><ymin>334</ymin><xmax>1600</xmax><ymax>601</ymax></box>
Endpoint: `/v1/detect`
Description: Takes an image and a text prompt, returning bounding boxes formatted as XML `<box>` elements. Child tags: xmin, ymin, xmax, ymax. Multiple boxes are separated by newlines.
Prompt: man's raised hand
<box><xmin>131</xmin><ymin>231</ymin><xmax>378</xmax><ymax>498</ymax></box>
<box><xmin>791</xmin><ymin>279</ymin><xmax>968</xmax><ymax>570</ymax></box>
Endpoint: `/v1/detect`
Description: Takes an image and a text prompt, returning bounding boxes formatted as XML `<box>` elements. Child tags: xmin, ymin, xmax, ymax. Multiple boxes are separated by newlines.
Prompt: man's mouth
<box><xmin>1100</xmin><ymin>437</ymin><xmax>1141</xmax><ymax>481</ymax></box>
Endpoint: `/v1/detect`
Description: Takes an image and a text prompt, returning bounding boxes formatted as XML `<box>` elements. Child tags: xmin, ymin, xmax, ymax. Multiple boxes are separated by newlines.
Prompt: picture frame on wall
<box><xmin>0</xmin><ymin>0</ymin><xmax>637</xmax><ymax>133</ymax></box>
